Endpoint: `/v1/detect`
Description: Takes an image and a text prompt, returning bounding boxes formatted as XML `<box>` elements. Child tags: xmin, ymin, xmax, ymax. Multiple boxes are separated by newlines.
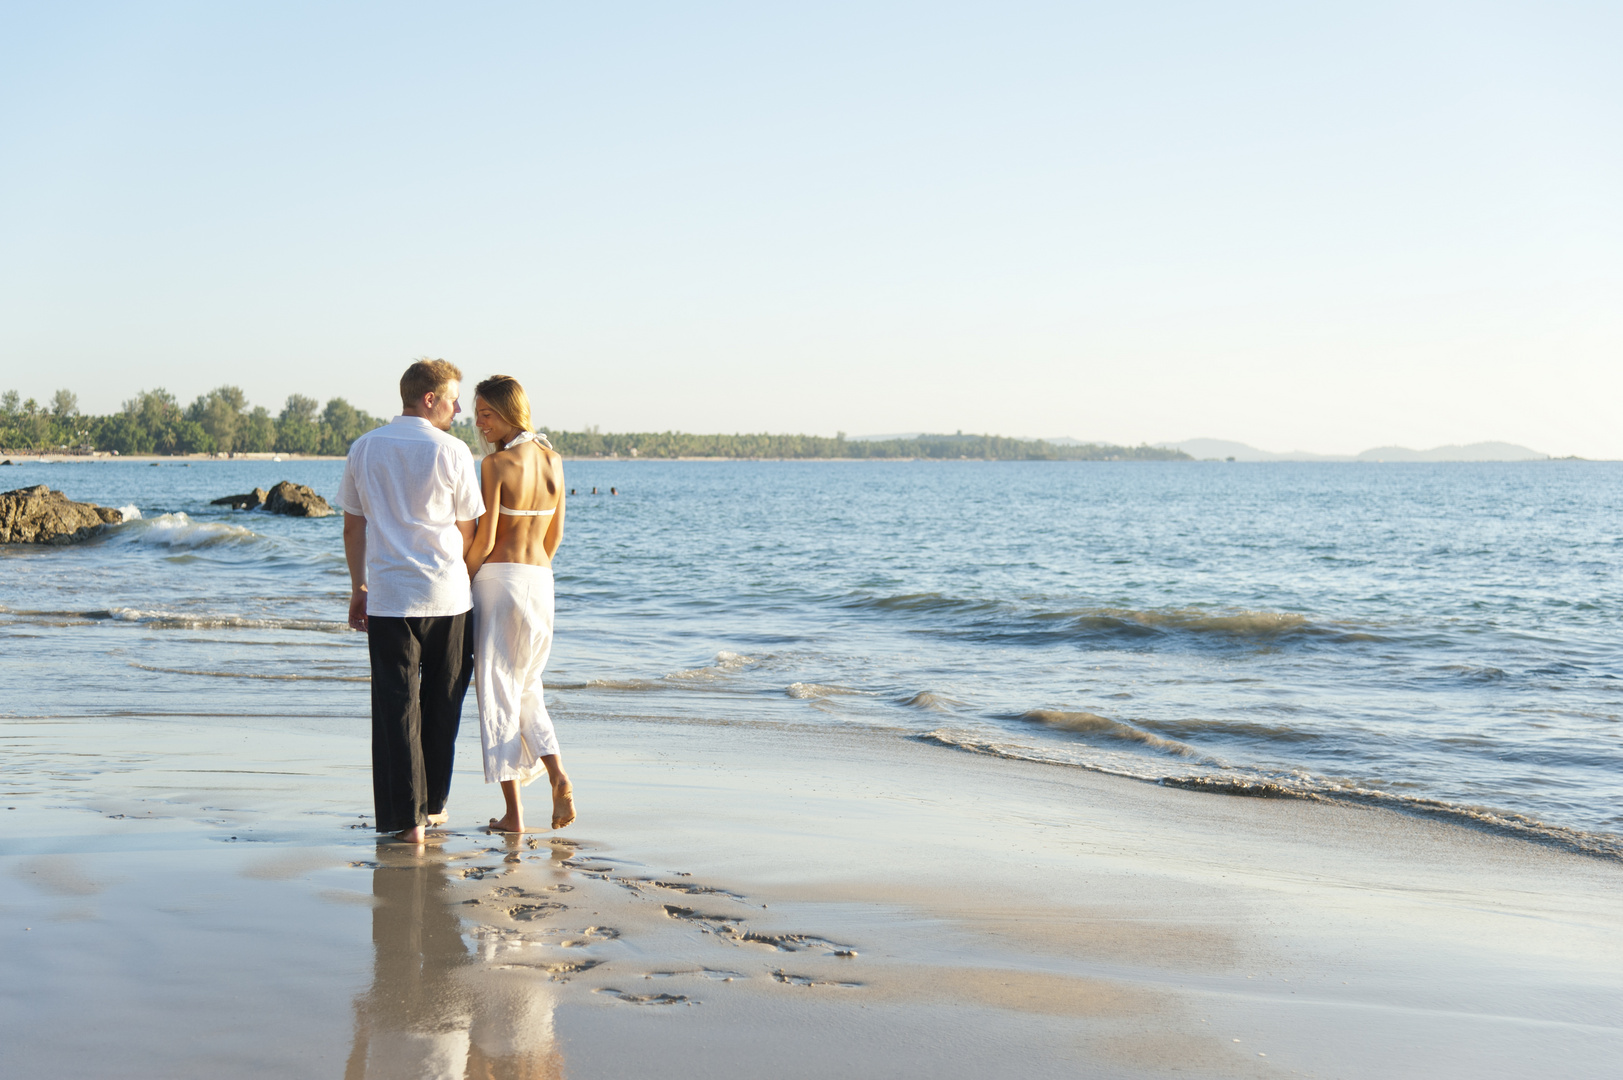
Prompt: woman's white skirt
<box><xmin>471</xmin><ymin>563</ymin><xmax>558</xmax><ymax>785</ymax></box>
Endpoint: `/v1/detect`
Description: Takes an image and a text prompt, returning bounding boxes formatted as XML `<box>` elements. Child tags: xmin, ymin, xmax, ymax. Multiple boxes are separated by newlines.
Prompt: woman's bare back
<box><xmin>483</xmin><ymin>441</ymin><xmax>564</xmax><ymax>567</ymax></box>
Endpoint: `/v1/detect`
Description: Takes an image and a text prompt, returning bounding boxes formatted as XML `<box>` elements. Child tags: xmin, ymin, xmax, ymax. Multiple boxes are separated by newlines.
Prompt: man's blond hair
<box><xmin>399</xmin><ymin>358</ymin><xmax>463</xmax><ymax>407</ymax></box>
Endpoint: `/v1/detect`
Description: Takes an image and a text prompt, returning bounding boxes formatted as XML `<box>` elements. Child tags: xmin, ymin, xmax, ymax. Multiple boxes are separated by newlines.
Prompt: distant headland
<box><xmin>1159</xmin><ymin>438</ymin><xmax>1552</xmax><ymax>462</ymax></box>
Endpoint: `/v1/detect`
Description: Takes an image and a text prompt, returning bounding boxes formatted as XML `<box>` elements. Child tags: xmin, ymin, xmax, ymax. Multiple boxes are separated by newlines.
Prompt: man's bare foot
<box><xmin>396</xmin><ymin>824</ymin><xmax>427</xmax><ymax>844</ymax></box>
<box><xmin>488</xmin><ymin>812</ymin><xmax>523</xmax><ymax>833</ymax></box>
<box><xmin>551</xmin><ymin>779</ymin><xmax>576</xmax><ymax>829</ymax></box>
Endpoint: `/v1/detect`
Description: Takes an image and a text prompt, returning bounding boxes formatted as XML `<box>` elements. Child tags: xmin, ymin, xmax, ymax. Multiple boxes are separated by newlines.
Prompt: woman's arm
<box><xmin>466</xmin><ymin>454</ymin><xmax>503</xmax><ymax>579</ymax></box>
<box><xmin>543</xmin><ymin>453</ymin><xmax>565</xmax><ymax>560</ymax></box>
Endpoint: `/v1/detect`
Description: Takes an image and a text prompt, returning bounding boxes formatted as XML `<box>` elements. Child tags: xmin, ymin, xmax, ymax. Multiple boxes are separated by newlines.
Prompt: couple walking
<box><xmin>337</xmin><ymin>359</ymin><xmax>574</xmax><ymax>843</ymax></box>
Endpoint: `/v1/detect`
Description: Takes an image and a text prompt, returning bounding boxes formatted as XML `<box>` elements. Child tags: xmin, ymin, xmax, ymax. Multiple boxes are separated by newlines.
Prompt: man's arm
<box><xmin>343</xmin><ymin>512</ymin><xmax>369</xmax><ymax>632</ymax></box>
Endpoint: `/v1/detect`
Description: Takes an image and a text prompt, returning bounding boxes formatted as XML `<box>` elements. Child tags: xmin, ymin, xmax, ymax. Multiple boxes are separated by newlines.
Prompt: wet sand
<box><xmin>2</xmin><ymin>709</ymin><xmax>1620</xmax><ymax>1078</ymax></box>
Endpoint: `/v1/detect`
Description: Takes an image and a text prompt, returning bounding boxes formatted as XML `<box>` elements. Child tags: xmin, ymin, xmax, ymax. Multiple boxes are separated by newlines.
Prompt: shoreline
<box><xmin>0</xmin><ymin>452</ymin><xmax>346</xmax><ymax>464</ymax></box>
<box><xmin>6</xmin><ymin>453</ymin><xmax>1608</xmax><ymax>465</ymax></box>
<box><xmin>4</xmin><ymin>707</ymin><xmax>1619</xmax><ymax>1078</ymax></box>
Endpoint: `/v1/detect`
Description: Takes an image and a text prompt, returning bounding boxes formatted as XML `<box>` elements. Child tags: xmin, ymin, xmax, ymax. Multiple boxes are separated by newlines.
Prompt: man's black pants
<box><xmin>366</xmin><ymin>613</ymin><xmax>473</xmax><ymax>833</ymax></box>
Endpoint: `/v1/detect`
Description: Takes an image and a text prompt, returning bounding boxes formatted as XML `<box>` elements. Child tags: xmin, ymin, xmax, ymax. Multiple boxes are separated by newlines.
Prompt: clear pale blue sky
<box><xmin>3</xmin><ymin>2</ymin><xmax>1619</xmax><ymax>455</ymax></box>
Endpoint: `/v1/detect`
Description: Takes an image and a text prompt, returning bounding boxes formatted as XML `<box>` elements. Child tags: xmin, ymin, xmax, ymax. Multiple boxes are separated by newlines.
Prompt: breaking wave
<box><xmin>667</xmin><ymin>651</ymin><xmax>757</xmax><ymax>681</ymax></box>
<box><xmin>901</xmin><ymin>691</ymin><xmax>960</xmax><ymax>711</ymax></box>
<box><xmin>840</xmin><ymin>592</ymin><xmax>1378</xmax><ymax>647</ymax></box>
<box><xmin>103</xmin><ymin>608</ymin><xmax>347</xmax><ymax>632</ymax></box>
<box><xmin>0</xmin><ymin>607</ymin><xmax>348</xmax><ymax>632</ymax></box>
<box><xmin>110</xmin><ymin>512</ymin><xmax>261</xmax><ymax>550</ymax></box>
<box><xmin>1011</xmin><ymin>708</ymin><xmax>1206</xmax><ymax>759</ymax></box>
<box><xmin>786</xmin><ymin>682</ymin><xmax>868</xmax><ymax>700</ymax></box>
<box><xmin>129</xmin><ymin>662</ymin><xmax>368</xmax><ymax>682</ymax></box>
<box><xmin>918</xmin><ymin>729</ymin><xmax>1623</xmax><ymax>862</ymax></box>
<box><xmin>1134</xmin><ymin>716</ymin><xmax>1326</xmax><ymax>744</ymax></box>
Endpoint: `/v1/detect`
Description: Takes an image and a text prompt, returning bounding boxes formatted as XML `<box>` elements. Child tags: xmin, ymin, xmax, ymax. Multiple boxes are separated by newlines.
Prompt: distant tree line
<box><xmin>481</xmin><ymin>426</ymin><xmax>1190</xmax><ymax>461</ymax></box>
<box><xmin>2</xmin><ymin>387</ymin><xmax>1188</xmax><ymax>462</ymax></box>
<box><xmin>0</xmin><ymin>386</ymin><xmax>384</xmax><ymax>456</ymax></box>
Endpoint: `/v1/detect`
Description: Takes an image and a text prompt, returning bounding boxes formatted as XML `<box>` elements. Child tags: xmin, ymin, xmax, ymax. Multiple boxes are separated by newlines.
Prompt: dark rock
<box><xmin>264</xmin><ymin>480</ymin><xmax>333</xmax><ymax>518</ymax></box>
<box><xmin>211</xmin><ymin>487</ymin><xmax>267</xmax><ymax>510</ymax></box>
<box><xmin>0</xmin><ymin>485</ymin><xmax>123</xmax><ymax>544</ymax></box>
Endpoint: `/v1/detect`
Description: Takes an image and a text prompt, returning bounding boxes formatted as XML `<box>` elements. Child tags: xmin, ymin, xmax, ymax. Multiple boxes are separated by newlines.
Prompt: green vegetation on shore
<box><xmin>510</xmin><ymin>427</ymin><xmax>1190</xmax><ymax>461</ymax></box>
<box><xmin>0</xmin><ymin>387</ymin><xmax>384</xmax><ymax>456</ymax></box>
<box><xmin>1</xmin><ymin>385</ymin><xmax>1188</xmax><ymax>461</ymax></box>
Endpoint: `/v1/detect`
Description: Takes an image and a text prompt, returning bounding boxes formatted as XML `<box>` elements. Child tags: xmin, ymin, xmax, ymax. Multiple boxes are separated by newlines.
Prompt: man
<box><xmin>338</xmin><ymin>359</ymin><xmax>485</xmax><ymax>843</ymax></box>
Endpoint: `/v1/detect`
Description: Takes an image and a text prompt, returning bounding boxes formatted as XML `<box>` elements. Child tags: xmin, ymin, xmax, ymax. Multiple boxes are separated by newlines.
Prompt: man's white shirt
<box><xmin>336</xmin><ymin>416</ymin><xmax>485</xmax><ymax>617</ymax></box>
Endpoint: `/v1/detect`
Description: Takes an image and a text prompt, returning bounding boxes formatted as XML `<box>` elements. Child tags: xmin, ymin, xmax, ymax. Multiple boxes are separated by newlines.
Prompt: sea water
<box><xmin>2</xmin><ymin>458</ymin><xmax>1619</xmax><ymax>857</ymax></box>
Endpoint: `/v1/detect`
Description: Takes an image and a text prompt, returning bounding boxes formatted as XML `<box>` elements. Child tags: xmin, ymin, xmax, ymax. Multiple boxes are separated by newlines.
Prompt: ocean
<box><xmin>2</xmin><ymin>458</ymin><xmax>1619</xmax><ymax>858</ymax></box>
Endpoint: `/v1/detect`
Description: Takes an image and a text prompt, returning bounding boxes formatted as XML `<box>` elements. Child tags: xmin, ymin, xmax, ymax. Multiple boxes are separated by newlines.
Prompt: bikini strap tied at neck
<box><xmin>502</xmin><ymin>430</ymin><xmax>553</xmax><ymax>451</ymax></box>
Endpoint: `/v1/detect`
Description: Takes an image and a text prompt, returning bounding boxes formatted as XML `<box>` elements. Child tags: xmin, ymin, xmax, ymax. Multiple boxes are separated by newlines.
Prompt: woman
<box><xmin>466</xmin><ymin>374</ymin><xmax>574</xmax><ymax>832</ymax></box>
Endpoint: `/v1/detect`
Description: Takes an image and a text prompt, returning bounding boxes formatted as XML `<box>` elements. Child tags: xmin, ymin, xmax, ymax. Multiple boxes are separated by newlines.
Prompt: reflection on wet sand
<box><xmin>345</xmin><ymin>841</ymin><xmax>564</xmax><ymax>1080</ymax></box>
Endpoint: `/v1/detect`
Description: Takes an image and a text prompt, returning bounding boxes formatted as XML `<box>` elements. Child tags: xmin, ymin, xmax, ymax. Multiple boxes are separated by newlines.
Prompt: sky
<box><xmin>2</xmin><ymin>1</ymin><xmax>1620</xmax><ymax>456</ymax></box>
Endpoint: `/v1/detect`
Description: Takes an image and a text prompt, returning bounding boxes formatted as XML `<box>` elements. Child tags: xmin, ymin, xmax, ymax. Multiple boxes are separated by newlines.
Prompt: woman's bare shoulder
<box><xmin>484</xmin><ymin>446</ymin><xmax>523</xmax><ymax>475</ymax></box>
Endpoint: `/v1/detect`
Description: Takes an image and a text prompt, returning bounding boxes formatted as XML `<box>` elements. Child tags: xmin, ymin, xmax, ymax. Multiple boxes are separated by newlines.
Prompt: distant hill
<box><xmin>1159</xmin><ymin>439</ymin><xmax>1347</xmax><ymax>462</ymax></box>
<box><xmin>1354</xmin><ymin>442</ymin><xmax>1547</xmax><ymax>462</ymax></box>
<box><xmin>1159</xmin><ymin>438</ymin><xmax>1548</xmax><ymax>462</ymax></box>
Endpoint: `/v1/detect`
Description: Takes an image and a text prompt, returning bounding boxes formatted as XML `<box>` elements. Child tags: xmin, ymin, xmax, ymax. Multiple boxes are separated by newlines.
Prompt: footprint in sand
<box><xmin>636</xmin><ymin>879</ymin><xmax>749</xmax><ymax>902</ymax></box>
<box><xmin>660</xmin><ymin>903</ymin><xmax>858</xmax><ymax>955</ymax></box>
<box><xmin>661</xmin><ymin>904</ymin><xmax>747</xmax><ymax>937</ymax></box>
<box><xmin>770</xmin><ymin>969</ymin><xmax>862</xmax><ymax>989</ymax></box>
<box><xmin>489</xmin><ymin>884</ymin><xmax>572</xmax><ymax>898</ymax></box>
<box><xmin>504</xmin><ymin>901</ymin><xmax>568</xmax><ymax>921</ymax></box>
<box><xmin>595</xmin><ymin>988</ymin><xmax>693</xmax><ymax>1006</ymax></box>
<box><xmin>740</xmin><ymin>931</ymin><xmax>855</xmax><ymax>953</ymax></box>
<box><xmin>491</xmin><ymin>958</ymin><xmax>602</xmax><ymax>981</ymax></box>
<box><xmin>561</xmin><ymin>860</ymin><xmax>617</xmax><ymax>875</ymax></box>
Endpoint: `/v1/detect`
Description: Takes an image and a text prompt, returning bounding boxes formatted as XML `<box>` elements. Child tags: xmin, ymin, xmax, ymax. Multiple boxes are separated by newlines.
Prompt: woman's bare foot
<box><xmin>551</xmin><ymin>778</ymin><xmax>576</xmax><ymax>829</ymax></box>
<box><xmin>488</xmin><ymin>811</ymin><xmax>523</xmax><ymax>833</ymax></box>
<box><xmin>396</xmin><ymin>824</ymin><xmax>427</xmax><ymax>844</ymax></box>
<box><xmin>426</xmin><ymin>810</ymin><xmax>448</xmax><ymax>826</ymax></box>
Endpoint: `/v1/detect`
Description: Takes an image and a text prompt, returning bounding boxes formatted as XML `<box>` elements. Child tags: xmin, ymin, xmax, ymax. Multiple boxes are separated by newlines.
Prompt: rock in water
<box><xmin>211</xmin><ymin>487</ymin><xmax>267</xmax><ymax>510</ymax></box>
<box><xmin>0</xmin><ymin>485</ymin><xmax>124</xmax><ymax>544</ymax></box>
<box><xmin>264</xmin><ymin>480</ymin><xmax>334</xmax><ymax>518</ymax></box>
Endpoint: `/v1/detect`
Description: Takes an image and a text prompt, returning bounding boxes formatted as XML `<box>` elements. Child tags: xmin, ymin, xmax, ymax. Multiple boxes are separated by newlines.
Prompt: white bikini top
<box><xmin>494</xmin><ymin>430</ymin><xmax>558</xmax><ymax>517</ymax></box>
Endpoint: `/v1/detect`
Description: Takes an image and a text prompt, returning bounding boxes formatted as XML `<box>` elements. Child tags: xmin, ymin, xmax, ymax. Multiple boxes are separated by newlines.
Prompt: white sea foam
<box><xmin>116</xmin><ymin>512</ymin><xmax>258</xmax><ymax>549</ymax></box>
<box><xmin>1014</xmin><ymin>708</ymin><xmax>1207</xmax><ymax>759</ymax></box>
<box><xmin>129</xmin><ymin>662</ymin><xmax>367</xmax><ymax>682</ymax></box>
<box><xmin>666</xmin><ymin>651</ymin><xmax>758</xmax><ymax>681</ymax></box>
<box><xmin>919</xmin><ymin>729</ymin><xmax>1623</xmax><ymax>861</ymax></box>
<box><xmin>786</xmin><ymin>682</ymin><xmax>868</xmax><ymax>699</ymax></box>
<box><xmin>103</xmin><ymin>608</ymin><xmax>347</xmax><ymax>632</ymax></box>
<box><xmin>919</xmin><ymin>728</ymin><xmax>1175</xmax><ymax>782</ymax></box>
<box><xmin>116</xmin><ymin>505</ymin><xmax>142</xmax><ymax>521</ymax></box>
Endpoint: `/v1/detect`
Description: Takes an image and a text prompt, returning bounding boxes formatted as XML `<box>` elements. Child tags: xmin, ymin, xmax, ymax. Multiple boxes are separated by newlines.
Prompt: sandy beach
<box><xmin>4</xmin><ymin>704</ymin><xmax>1619</xmax><ymax>1079</ymax></box>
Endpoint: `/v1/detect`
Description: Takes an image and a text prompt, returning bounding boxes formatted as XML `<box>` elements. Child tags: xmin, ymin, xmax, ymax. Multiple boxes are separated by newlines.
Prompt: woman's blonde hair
<box><xmin>474</xmin><ymin>375</ymin><xmax>532</xmax><ymax>447</ymax></box>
